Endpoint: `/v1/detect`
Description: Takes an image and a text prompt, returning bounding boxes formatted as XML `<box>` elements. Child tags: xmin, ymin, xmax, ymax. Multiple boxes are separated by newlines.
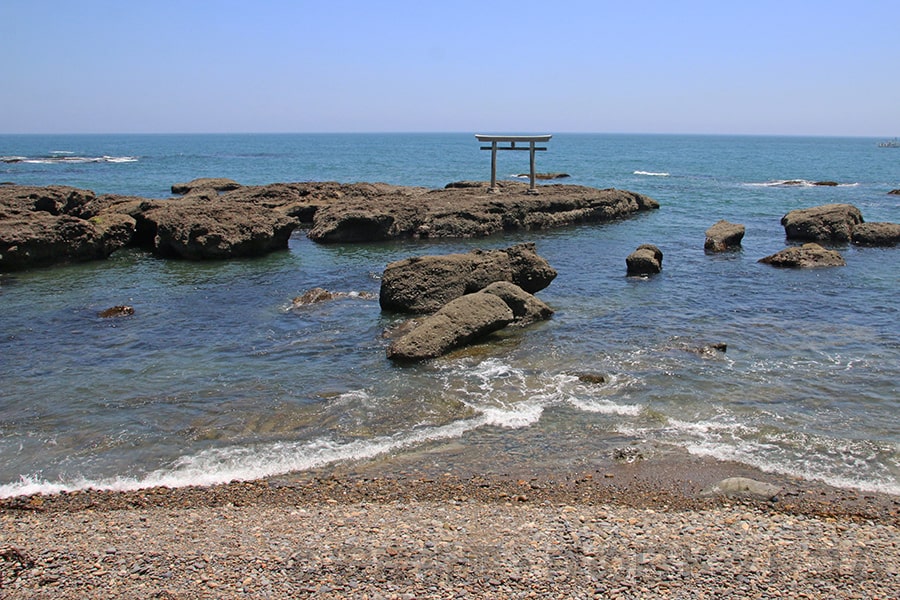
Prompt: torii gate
<box><xmin>475</xmin><ymin>134</ymin><xmax>552</xmax><ymax>193</ymax></box>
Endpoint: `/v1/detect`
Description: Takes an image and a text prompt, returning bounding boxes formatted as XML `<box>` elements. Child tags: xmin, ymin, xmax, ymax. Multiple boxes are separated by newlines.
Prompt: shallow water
<box><xmin>1</xmin><ymin>133</ymin><xmax>898</xmax><ymax>496</ymax></box>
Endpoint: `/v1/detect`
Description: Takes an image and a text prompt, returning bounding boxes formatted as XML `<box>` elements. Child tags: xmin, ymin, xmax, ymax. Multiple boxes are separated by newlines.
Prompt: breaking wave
<box><xmin>745</xmin><ymin>179</ymin><xmax>859</xmax><ymax>188</ymax></box>
<box><xmin>1</xmin><ymin>154</ymin><xmax>138</xmax><ymax>164</ymax></box>
<box><xmin>633</xmin><ymin>170</ymin><xmax>669</xmax><ymax>177</ymax></box>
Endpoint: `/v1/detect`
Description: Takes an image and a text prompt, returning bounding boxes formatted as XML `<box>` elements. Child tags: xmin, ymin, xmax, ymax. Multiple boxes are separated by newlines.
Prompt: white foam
<box><xmin>17</xmin><ymin>155</ymin><xmax>138</xmax><ymax>165</ymax></box>
<box><xmin>569</xmin><ymin>397</ymin><xmax>642</xmax><ymax>416</ymax></box>
<box><xmin>479</xmin><ymin>403</ymin><xmax>544</xmax><ymax>428</ymax></box>
<box><xmin>684</xmin><ymin>438</ymin><xmax>900</xmax><ymax>496</ymax></box>
<box><xmin>745</xmin><ymin>179</ymin><xmax>859</xmax><ymax>188</ymax></box>
<box><xmin>647</xmin><ymin>414</ymin><xmax>900</xmax><ymax>496</ymax></box>
<box><xmin>634</xmin><ymin>170</ymin><xmax>669</xmax><ymax>177</ymax></box>
<box><xmin>0</xmin><ymin>418</ymin><xmax>482</xmax><ymax>499</ymax></box>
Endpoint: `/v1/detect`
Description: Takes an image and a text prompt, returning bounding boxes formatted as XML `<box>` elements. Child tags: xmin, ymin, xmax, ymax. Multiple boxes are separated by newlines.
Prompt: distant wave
<box><xmin>1</xmin><ymin>154</ymin><xmax>138</xmax><ymax>164</ymax></box>
<box><xmin>746</xmin><ymin>179</ymin><xmax>859</xmax><ymax>188</ymax></box>
<box><xmin>633</xmin><ymin>170</ymin><xmax>669</xmax><ymax>177</ymax></box>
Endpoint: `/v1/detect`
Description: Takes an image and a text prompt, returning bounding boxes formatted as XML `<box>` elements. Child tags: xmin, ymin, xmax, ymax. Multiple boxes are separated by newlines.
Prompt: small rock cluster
<box><xmin>381</xmin><ymin>244</ymin><xmax>556</xmax><ymax>361</ymax></box>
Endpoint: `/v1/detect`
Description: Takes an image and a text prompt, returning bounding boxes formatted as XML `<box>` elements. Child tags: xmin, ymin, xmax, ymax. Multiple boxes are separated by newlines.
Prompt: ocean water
<box><xmin>1</xmin><ymin>133</ymin><xmax>898</xmax><ymax>497</ymax></box>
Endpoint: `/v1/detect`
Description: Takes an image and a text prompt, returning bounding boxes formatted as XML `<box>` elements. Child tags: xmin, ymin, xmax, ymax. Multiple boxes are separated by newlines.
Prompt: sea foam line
<box><xmin>745</xmin><ymin>179</ymin><xmax>859</xmax><ymax>187</ymax></box>
<box><xmin>623</xmin><ymin>414</ymin><xmax>900</xmax><ymax>496</ymax></box>
<box><xmin>0</xmin><ymin>417</ymin><xmax>487</xmax><ymax>498</ymax></box>
<box><xmin>633</xmin><ymin>170</ymin><xmax>669</xmax><ymax>177</ymax></box>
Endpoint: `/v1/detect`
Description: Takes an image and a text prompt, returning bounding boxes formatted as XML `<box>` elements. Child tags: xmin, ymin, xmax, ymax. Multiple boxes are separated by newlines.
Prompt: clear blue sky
<box><xmin>2</xmin><ymin>0</ymin><xmax>898</xmax><ymax>136</ymax></box>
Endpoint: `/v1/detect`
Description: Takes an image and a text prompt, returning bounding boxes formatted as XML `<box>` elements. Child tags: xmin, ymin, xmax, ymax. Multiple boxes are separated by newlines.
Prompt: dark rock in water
<box><xmin>851</xmin><ymin>222</ymin><xmax>900</xmax><ymax>247</ymax></box>
<box><xmin>759</xmin><ymin>243</ymin><xmax>845</xmax><ymax>268</ymax></box>
<box><xmin>292</xmin><ymin>287</ymin><xmax>336</xmax><ymax>306</ymax></box>
<box><xmin>781</xmin><ymin>203</ymin><xmax>863</xmax><ymax>243</ymax></box>
<box><xmin>612</xmin><ymin>447</ymin><xmax>644</xmax><ymax>463</ymax></box>
<box><xmin>575</xmin><ymin>373</ymin><xmax>608</xmax><ymax>385</ymax></box>
<box><xmin>171</xmin><ymin>178</ymin><xmax>242</xmax><ymax>195</ymax></box>
<box><xmin>704</xmin><ymin>220</ymin><xmax>745</xmax><ymax>252</ymax></box>
<box><xmin>444</xmin><ymin>181</ymin><xmax>487</xmax><ymax>189</ymax></box>
<box><xmin>141</xmin><ymin>202</ymin><xmax>297</xmax><ymax>260</ymax></box>
<box><xmin>291</xmin><ymin>287</ymin><xmax>375</xmax><ymax>308</ymax></box>
<box><xmin>814</xmin><ymin>181</ymin><xmax>839</xmax><ymax>186</ymax></box>
<box><xmin>683</xmin><ymin>343</ymin><xmax>728</xmax><ymax>357</ymax></box>
<box><xmin>98</xmin><ymin>305</ymin><xmax>134</xmax><ymax>318</ymax></box>
<box><xmin>380</xmin><ymin>243</ymin><xmax>557</xmax><ymax>314</ymax></box>
<box><xmin>0</xmin><ymin>185</ymin><xmax>136</xmax><ymax>271</ymax></box>
<box><xmin>626</xmin><ymin>244</ymin><xmax>663</xmax><ymax>276</ymax></box>
<box><xmin>386</xmin><ymin>292</ymin><xmax>514</xmax><ymax>361</ymax></box>
<box><xmin>480</xmin><ymin>281</ymin><xmax>553</xmax><ymax>325</ymax></box>
<box><xmin>888</xmin><ymin>189</ymin><xmax>900</xmax><ymax>195</ymax></box>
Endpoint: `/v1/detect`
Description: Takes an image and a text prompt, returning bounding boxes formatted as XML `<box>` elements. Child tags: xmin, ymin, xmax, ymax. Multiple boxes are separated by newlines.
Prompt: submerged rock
<box><xmin>380</xmin><ymin>243</ymin><xmax>557</xmax><ymax>314</ymax></box>
<box><xmin>704</xmin><ymin>220</ymin><xmax>745</xmax><ymax>252</ymax></box>
<box><xmin>291</xmin><ymin>287</ymin><xmax>375</xmax><ymax>308</ymax></box>
<box><xmin>759</xmin><ymin>243</ymin><xmax>846</xmax><ymax>268</ymax></box>
<box><xmin>626</xmin><ymin>244</ymin><xmax>663</xmax><ymax>276</ymax></box>
<box><xmin>98</xmin><ymin>305</ymin><xmax>135</xmax><ymax>318</ymax></box>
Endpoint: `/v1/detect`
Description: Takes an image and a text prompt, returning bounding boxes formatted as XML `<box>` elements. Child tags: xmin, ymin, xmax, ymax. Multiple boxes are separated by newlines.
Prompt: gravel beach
<box><xmin>2</xmin><ymin>453</ymin><xmax>898</xmax><ymax>599</ymax></box>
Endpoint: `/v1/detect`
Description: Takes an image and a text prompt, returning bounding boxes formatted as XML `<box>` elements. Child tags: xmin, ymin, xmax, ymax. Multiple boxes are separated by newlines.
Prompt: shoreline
<box><xmin>4</xmin><ymin>450</ymin><xmax>897</xmax><ymax>523</ymax></box>
<box><xmin>3</xmin><ymin>453</ymin><xmax>897</xmax><ymax>598</ymax></box>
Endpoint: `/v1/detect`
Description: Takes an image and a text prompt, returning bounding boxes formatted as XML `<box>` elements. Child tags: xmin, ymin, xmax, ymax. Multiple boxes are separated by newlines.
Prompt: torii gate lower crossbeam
<box><xmin>475</xmin><ymin>134</ymin><xmax>552</xmax><ymax>193</ymax></box>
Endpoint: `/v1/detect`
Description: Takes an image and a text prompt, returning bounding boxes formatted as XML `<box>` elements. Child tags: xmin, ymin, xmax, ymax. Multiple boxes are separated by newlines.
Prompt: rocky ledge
<box><xmin>0</xmin><ymin>181</ymin><xmax>659</xmax><ymax>271</ymax></box>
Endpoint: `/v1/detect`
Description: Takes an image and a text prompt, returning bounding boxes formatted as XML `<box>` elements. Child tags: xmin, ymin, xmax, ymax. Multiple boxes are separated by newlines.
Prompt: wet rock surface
<box><xmin>780</xmin><ymin>203</ymin><xmax>863</xmax><ymax>243</ymax></box>
<box><xmin>626</xmin><ymin>243</ymin><xmax>663</xmax><ymax>275</ymax></box>
<box><xmin>1</xmin><ymin>182</ymin><xmax>659</xmax><ymax>270</ymax></box>
<box><xmin>379</xmin><ymin>243</ymin><xmax>557</xmax><ymax>314</ymax></box>
<box><xmin>851</xmin><ymin>221</ymin><xmax>900</xmax><ymax>246</ymax></box>
<box><xmin>759</xmin><ymin>243</ymin><xmax>846</xmax><ymax>268</ymax></box>
<box><xmin>386</xmin><ymin>292</ymin><xmax>515</xmax><ymax>361</ymax></box>
<box><xmin>704</xmin><ymin>219</ymin><xmax>745</xmax><ymax>251</ymax></box>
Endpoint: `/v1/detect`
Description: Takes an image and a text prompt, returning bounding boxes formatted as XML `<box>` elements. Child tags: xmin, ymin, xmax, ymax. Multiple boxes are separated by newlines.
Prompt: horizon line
<box><xmin>1</xmin><ymin>131</ymin><xmax>893</xmax><ymax>139</ymax></box>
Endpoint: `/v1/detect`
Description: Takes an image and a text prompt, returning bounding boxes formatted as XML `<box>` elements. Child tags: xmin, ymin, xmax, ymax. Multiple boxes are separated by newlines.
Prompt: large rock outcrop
<box><xmin>2</xmin><ymin>181</ymin><xmax>658</xmax><ymax>270</ymax></box>
<box><xmin>759</xmin><ymin>243</ymin><xmax>845</xmax><ymax>268</ymax></box>
<box><xmin>140</xmin><ymin>202</ymin><xmax>297</xmax><ymax>260</ymax></box>
<box><xmin>0</xmin><ymin>186</ymin><xmax>135</xmax><ymax>270</ymax></box>
<box><xmin>309</xmin><ymin>182</ymin><xmax>659</xmax><ymax>243</ymax></box>
<box><xmin>780</xmin><ymin>204</ymin><xmax>863</xmax><ymax>243</ymax></box>
<box><xmin>379</xmin><ymin>243</ymin><xmax>557</xmax><ymax>314</ymax></box>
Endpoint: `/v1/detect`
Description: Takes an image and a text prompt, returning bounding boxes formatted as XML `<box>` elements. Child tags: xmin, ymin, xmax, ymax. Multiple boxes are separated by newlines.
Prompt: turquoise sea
<box><xmin>1</xmin><ymin>133</ymin><xmax>898</xmax><ymax>497</ymax></box>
